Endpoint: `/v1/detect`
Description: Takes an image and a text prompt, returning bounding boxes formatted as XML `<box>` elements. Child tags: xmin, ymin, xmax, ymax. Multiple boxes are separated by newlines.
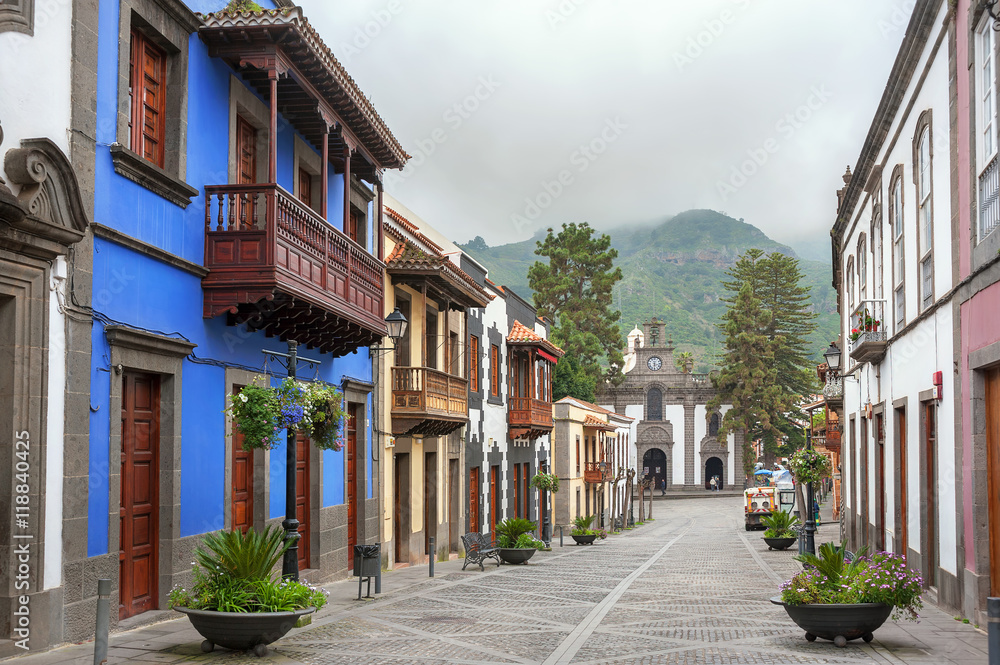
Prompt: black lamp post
<box><xmin>823</xmin><ymin>342</ymin><xmax>842</xmax><ymax>380</ymax></box>
<box><xmin>540</xmin><ymin>461</ymin><xmax>551</xmax><ymax>546</ymax></box>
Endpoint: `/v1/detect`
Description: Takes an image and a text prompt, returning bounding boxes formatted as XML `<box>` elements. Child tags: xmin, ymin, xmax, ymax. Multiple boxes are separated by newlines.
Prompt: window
<box><xmin>646</xmin><ymin>387</ymin><xmax>662</xmax><ymax>421</ymax></box>
<box><xmin>395</xmin><ymin>296</ymin><xmax>411</xmax><ymax>366</ymax></box>
<box><xmin>980</xmin><ymin>20</ymin><xmax>997</xmax><ymax>167</ymax></box>
<box><xmin>490</xmin><ymin>344</ymin><xmax>500</xmax><ymax>396</ymax></box>
<box><xmin>469</xmin><ymin>335</ymin><xmax>479</xmax><ymax>392</ymax></box>
<box><xmin>891</xmin><ymin>171</ymin><xmax>905</xmax><ymax>329</ymax></box>
<box><xmin>129</xmin><ymin>29</ymin><xmax>167</xmax><ymax>168</ymax></box>
<box><xmin>576</xmin><ymin>436</ymin><xmax>581</xmax><ymax>474</ymax></box>
<box><xmin>857</xmin><ymin>235</ymin><xmax>867</xmax><ymax>303</ymax></box>
<box><xmin>709</xmin><ymin>413</ymin><xmax>720</xmax><ymax>437</ymax></box>
<box><xmin>513</xmin><ymin>463</ymin><xmax>521</xmax><ymax>518</ymax></box>
<box><xmin>845</xmin><ymin>256</ymin><xmax>855</xmax><ymax>312</ymax></box>
<box><xmin>916</xmin><ymin>125</ymin><xmax>933</xmax><ymax>310</ymax></box>
<box><xmin>872</xmin><ymin>187</ymin><xmax>883</xmax><ymax>300</ymax></box>
<box><xmin>425</xmin><ymin>307</ymin><xmax>438</xmax><ymax>369</ymax></box>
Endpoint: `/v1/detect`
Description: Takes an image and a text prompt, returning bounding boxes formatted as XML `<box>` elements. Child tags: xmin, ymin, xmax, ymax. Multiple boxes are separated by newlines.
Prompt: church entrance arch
<box><xmin>642</xmin><ymin>449</ymin><xmax>667</xmax><ymax>491</ymax></box>
<box><xmin>705</xmin><ymin>457</ymin><xmax>724</xmax><ymax>489</ymax></box>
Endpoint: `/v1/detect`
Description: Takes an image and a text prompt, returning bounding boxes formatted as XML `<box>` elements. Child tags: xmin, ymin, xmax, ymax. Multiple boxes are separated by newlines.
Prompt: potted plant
<box><xmin>570</xmin><ymin>515</ymin><xmax>602</xmax><ymax>544</ymax></box>
<box><xmin>760</xmin><ymin>510</ymin><xmax>799</xmax><ymax>550</ymax></box>
<box><xmin>529</xmin><ymin>472</ymin><xmax>560</xmax><ymax>493</ymax></box>
<box><xmin>771</xmin><ymin>542</ymin><xmax>923</xmax><ymax>647</ymax></box>
<box><xmin>493</xmin><ymin>518</ymin><xmax>544</xmax><ymax>564</ymax></box>
<box><xmin>169</xmin><ymin>526</ymin><xmax>327</xmax><ymax>656</ymax></box>
<box><xmin>227</xmin><ymin>378</ymin><xmax>345</xmax><ymax>451</ymax></box>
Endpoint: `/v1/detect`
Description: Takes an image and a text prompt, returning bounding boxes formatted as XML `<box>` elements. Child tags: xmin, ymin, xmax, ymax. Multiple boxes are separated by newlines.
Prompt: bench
<box><xmin>461</xmin><ymin>532</ymin><xmax>501</xmax><ymax>571</ymax></box>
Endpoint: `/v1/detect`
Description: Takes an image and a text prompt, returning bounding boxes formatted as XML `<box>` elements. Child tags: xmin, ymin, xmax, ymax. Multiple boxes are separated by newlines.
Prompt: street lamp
<box><xmin>823</xmin><ymin>342</ymin><xmax>841</xmax><ymax>376</ymax></box>
<box><xmin>384</xmin><ymin>307</ymin><xmax>408</xmax><ymax>344</ymax></box>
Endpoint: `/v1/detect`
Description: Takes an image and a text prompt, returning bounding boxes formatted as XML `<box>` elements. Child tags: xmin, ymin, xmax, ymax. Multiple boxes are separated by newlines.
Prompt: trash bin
<box><xmin>353</xmin><ymin>544</ymin><xmax>380</xmax><ymax>578</ymax></box>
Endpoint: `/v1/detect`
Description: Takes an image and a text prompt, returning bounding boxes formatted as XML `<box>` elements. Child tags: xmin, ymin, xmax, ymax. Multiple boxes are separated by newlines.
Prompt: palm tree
<box><xmin>674</xmin><ymin>351</ymin><xmax>695</xmax><ymax>373</ymax></box>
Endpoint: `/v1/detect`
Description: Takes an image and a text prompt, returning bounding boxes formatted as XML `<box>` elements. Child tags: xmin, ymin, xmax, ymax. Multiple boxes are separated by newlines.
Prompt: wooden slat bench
<box><xmin>461</xmin><ymin>532</ymin><xmax>501</xmax><ymax>571</ymax></box>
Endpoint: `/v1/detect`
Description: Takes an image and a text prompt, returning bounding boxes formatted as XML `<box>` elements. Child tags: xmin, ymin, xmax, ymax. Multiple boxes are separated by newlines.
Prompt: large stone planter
<box><xmin>497</xmin><ymin>547</ymin><xmax>536</xmax><ymax>565</ymax></box>
<box><xmin>763</xmin><ymin>536</ymin><xmax>797</xmax><ymax>551</ymax></box>
<box><xmin>175</xmin><ymin>606</ymin><xmax>315</xmax><ymax>656</ymax></box>
<box><xmin>770</xmin><ymin>597</ymin><xmax>892</xmax><ymax>647</ymax></box>
<box><xmin>571</xmin><ymin>534</ymin><xmax>597</xmax><ymax>545</ymax></box>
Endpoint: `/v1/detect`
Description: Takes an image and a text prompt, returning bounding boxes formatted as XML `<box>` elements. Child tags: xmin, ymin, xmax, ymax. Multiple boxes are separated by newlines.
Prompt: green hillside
<box><xmin>459</xmin><ymin>210</ymin><xmax>838</xmax><ymax>373</ymax></box>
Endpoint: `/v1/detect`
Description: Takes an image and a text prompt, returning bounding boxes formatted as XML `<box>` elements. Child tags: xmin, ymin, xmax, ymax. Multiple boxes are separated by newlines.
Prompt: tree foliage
<box><xmin>710</xmin><ymin>250</ymin><xmax>819</xmax><ymax>470</ymax></box>
<box><xmin>528</xmin><ymin>223</ymin><xmax>624</xmax><ymax>399</ymax></box>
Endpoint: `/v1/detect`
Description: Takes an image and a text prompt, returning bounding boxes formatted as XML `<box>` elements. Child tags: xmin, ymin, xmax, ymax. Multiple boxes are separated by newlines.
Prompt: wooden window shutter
<box><xmin>129</xmin><ymin>29</ymin><xmax>167</xmax><ymax>168</ymax></box>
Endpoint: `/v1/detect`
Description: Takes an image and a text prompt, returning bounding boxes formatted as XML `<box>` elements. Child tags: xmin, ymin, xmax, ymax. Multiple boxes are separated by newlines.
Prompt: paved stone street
<box><xmin>12</xmin><ymin>497</ymin><xmax>988</xmax><ymax>664</ymax></box>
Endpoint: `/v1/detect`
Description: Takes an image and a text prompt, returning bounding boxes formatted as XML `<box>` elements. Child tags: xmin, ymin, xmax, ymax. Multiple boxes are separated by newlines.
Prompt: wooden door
<box><xmin>523</xmin><ymin>465</ymin><xmax>530</xmax><ymax>521</ymax></box>
<box><xmin>394</xmin><ymin>454</ymin><xmax>407</xmax><ymax>563</ymax></box>
<box><xmin>346</xmin><ymin>406</ymin><xmax>357</xmax><ymax>570</ymax></box>
<box><xmin>120</xmin><ymin>372</ymin><xmax>160</xmax><ymax>620</ymax></box>
<box><xmin>235</xmin><ymin>114</ymin><xmax>257</xmax><ymax>227</ymax></box>
<box><xmin>986</xmin><ymin>368</ymin><xmax>1000</xmax><ymax>595</ymax></box>
<box><xmin>295</xmin><ymin>433</ymin><xmax>311</xmax><ymax>571</ymax></box>
<box><xmin>231</xmin><ymin>426</ymin><xmax>254</xmax><ymax>534</ymax></box>
<box><xmin>924</xmin><ymin>403</ymin><xmax>937</xmax><ymax>587</ymax></box>
<box><xmin>513</xmin><ymin>464</ymin><xmax>521</xmax><ymax>518</ymax></box>
<box><xmin>898</xmin><ymin>407</ymin><xmax>908</xmax><ymax>558</ymax></box>
<box><xmin>861</xmin><ymin>418</ymin><xmax>869</xmax><ymax>546</ymax></box>
<box><xmin>469</xmin><ymin>467</ymin><xmax>480</xmax><ymax>533</ymax></box>
<box><xmin>298</xmin><ymin>167</ymin><xmax>312</xmax><ymax>208</ymax></box>
<box><xmin>489</xmin><ymin>465</ymin><xmax>499</xmax><ymax>537</ymax></box>
<box><xmin>875</xmin><ymin>413</ymin><xmax>886</xmax><ymax>551</ymax></box>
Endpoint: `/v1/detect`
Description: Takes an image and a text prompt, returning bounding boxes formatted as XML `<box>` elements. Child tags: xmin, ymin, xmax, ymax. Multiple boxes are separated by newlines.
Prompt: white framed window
<box><xmin>872</xmin><ymin>186</ymin><xmax>883</xmax><ymax>300</ymax></box>
<box><xmin>978</xmin><ymin>19</ymin><xmax>1000</xmax><ymax>243</ymax></box>
<box><xmin>916</xmin><ymin>125</ymin><xmax>933</xmax><ymax>310</ymax></box>
<box><xmin>858</xmin><ymin>235</ymin><xmax>867</xmax><ymax>302</ymax></box>
<box><xmin>891</xmin><ymin>172</ymin><xmax>905</xmax><ymax>330</ymax></box>
<box><xmin>846</xmin><ymin>256</ymin><xmax>855</xmax><ymax>312</ymax></box>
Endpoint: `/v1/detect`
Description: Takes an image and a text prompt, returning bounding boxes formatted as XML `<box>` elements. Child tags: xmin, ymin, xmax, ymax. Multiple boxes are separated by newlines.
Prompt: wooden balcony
<box><xmin>391</xmin><ymin>366</ymin><xmax>468</xmax><ymax>437</ymax></box>
<box><xmin>202</xmin><ymin>183</ymin><xmax>386</xmax><ymax>356</ymax></box>
<box><xmin>583</xmin><ymin>462</ymin><xmax>606</xmax><ymax>484</ymax></box>
<box><xmin>509</xmin><ymin>397</ymin><xmax>554</xmax><ymax>440</ymax></box>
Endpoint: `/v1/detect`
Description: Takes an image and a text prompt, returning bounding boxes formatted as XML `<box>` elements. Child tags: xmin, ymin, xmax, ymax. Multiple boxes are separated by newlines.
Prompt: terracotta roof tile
<box><xmin>386</xmin><ymin>240</ymin><xmax>492</xmax><ymax>304</ymax></box>
<box><xmin>507</xmin><ymin>320</ymin><xmax>564</xmax><ymax>357</ymax></box>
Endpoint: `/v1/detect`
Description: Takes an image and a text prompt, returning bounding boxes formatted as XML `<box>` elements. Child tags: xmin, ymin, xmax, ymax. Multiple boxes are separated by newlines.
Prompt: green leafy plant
<box><xmin>514</xmin><ymin>533</ymin><xmax>545</xmax><ymax>550</ymax></box>
<box><xmin>168</xmin><ymin>526</ymin><xmax>327</xmax><ymax>613</ymax></box>
<box><xmin>299</xmin><ymin>382</ymin><xmax>346</xmax><ymax>451</ymax></box>
<box><xmin>494</xmin><ymin>518</ymin><xmax>537</xmax><ymax>548</ymax></box>
<box><xmin>225</xmin><ymin>0</ymin><xmax>264</xmax><ymax>13</ymax></box>
<box><xmin>571</xmin><ymin>514</ymin><xmax>596</xmax><ymax>535</ymax></box>
<box><xmin>788</xmin><ymin>447</ymin><xmax>831</xmax><ymax>485</ymax></box>
<box><xmin>782</xmin><ymin>543</ymin><xmax>922</xmax><ymax>621</ymax></box>
<box><xmin>226</xmin><ymin>378</ymin><xmax>345</xmax><ymax>451</ymax></box>
<box><xmin>760</xmin><ymin>510</ymin><xmax>799</xmax><ymax>539</ymax></box>
<box><xmin>529</xmin><ymin>472</ymin><xmax>560</xmax><ymax>493</ymax></box>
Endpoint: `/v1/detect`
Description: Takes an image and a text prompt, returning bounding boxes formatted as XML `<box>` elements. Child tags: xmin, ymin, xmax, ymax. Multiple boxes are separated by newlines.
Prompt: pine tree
<box><xmin>529</xmin><ymin>223</ymin><xmax>624</xmax><ymax>398</ymax></box>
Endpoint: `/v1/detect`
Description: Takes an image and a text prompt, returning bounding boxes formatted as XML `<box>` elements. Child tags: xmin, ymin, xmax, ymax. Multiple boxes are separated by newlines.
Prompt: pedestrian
<box><xmin>660</xmin><ymin>477</ymin><xmax>666</xmax><ymax>496</ymax></box>
<box><xmin>710</xmin><ymin>476</ymin><xmax>718</xmax><ymax>492</ymax></box>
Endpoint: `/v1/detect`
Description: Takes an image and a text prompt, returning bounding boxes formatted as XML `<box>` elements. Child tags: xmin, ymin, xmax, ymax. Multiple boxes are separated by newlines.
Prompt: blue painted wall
<box><xmin>87</xmin><ymin>0</ymin><xmax>375</xmax><ymax>556</ymax></box>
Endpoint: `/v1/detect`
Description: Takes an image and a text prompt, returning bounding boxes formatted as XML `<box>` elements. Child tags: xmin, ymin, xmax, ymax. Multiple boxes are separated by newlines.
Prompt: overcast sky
<box><xmin>303</xmin><ymin>1</ymin><xmax>906</xmax><ymax>249</ymax></box>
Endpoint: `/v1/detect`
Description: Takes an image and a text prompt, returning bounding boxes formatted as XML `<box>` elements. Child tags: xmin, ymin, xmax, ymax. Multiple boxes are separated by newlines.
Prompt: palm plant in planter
<box><xmin>494</xmin><ymin>518</ymin><xmax>544</xmax><ymax>564</ymax></box>
<box><xmin>570</xmin><ymin>514</ymin><xmax>604</xmax><ymax>544</ymax></box>
<box><xmin>760</xmin><ymin>510</ymin><xmax>799</xmax><ymax>551</ymax></box>
<box><xmin>771</xmin><ymin>542</ymin><xmax>922</xmax><ymax>647</ymax></box>
<box><xmin>169</xmin><ymin>526</ymin><xmax>327</xmax><ymax>656</ymax></box>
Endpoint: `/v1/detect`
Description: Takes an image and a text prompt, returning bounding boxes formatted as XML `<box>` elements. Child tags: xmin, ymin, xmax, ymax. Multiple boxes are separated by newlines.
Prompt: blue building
<box><xmin>66</xmin><ymin>0</ymin><xmax>407</xmax><ymax>639</ymax></box>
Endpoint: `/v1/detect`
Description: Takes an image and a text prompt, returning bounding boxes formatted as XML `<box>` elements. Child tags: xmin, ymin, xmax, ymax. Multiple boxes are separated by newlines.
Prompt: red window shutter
<box><xmin>129</xmin><ymin>29</ymin><xmax>167</xmax><ymax>168</ymax></box>
<box><xmin>469</xmin><ymin>336</ymin><xmax>479</xmax><ymax>393</ymax></box>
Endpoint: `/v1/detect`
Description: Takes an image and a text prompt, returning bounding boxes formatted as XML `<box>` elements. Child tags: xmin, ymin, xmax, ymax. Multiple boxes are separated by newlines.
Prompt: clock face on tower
<box><xmin>647</xmin><ymin>356</ymin><xmax>663</xmax><ymax>371</ymax></box>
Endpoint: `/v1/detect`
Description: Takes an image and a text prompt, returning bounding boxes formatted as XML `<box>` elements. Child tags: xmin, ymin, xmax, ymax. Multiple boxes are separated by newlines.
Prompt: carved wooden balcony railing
<box><xmin>202</xmin><ymin>183</ymin><xmax>386</xmax><ymax>356</ymax></box>
<box><xmin>583</xmin><ymin>462</ymin><xmax>605</xmax><ymax>484</ymax></box>
<box><xmin>509</xmin><ymin>397</ymin><xmax>554</xmax><ymax>440</ymax></box>
<box><xmin>391</xmin><ymin>366</ymin><xmax>468</xmax><ymax>437</ymax></box>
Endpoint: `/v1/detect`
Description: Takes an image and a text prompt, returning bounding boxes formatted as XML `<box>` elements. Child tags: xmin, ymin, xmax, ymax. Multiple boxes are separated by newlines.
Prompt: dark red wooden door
<box><xmin>469</xmin><ymin>467</ymin><xmax>480</xmax><ymax>533</ymax></box>
<box><xmin>231</xmin><ymin>430</ymin><xmax>253</xmax><ymax>534</ymax></box>
<box><xmin>120</xmin><ymin>372</ymin><xmax>160</xmax><ymax>620</ymax></box>
<box><xmin>296</xmin><ymin>433</ymin><xmax>311</xmax><ymax>571</ymax></box>
<box><xmin>489</xmin><ymin>465</ymin><xmax>499</xmax><ymax>536</ymax></box>
<box><xmin>346</xmin><ymin>407</ymin><xmax>357</xmax><ymax>570</ymax></box>
<box><xmin>986</xmin><ymin>369</ymin><xmax>1000</xmax><ymax>595</ymax></box>
<box><xmin>235</xmin><ymin>114</ymin><xmax>257</xmax><ymax>227</ymax></box>
<box><xmin>298</xmin><ymin>167</ymin><xmax>312</xmax><ymax>208</ymax></box>
<box><xmin>523</xmin><ymin>464</ymin><xmax>530</xmax><ymax>521</ymax></box>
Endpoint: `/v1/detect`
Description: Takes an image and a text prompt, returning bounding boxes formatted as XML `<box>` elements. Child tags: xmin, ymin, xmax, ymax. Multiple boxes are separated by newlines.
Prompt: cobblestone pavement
<box><xmin>11</xmin><ymin>497</ymin><xmax>989</xmax><ymax>664</ymax></box>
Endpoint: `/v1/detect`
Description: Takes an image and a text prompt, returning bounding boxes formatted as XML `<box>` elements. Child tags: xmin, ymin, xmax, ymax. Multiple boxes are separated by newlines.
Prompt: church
<box><xmin>597</xmin><ymin>318</ymin><xmax>744</xmax><ymax>490</ymax></box>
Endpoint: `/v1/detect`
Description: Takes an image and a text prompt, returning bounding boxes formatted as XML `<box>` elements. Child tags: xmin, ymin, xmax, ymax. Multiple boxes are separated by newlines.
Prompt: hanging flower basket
<box><xmin>226</xmin><ymin>377</ymin><xmax>345</xmax><ymax>451</ymax></box>
<box><xmin>788</xmin><ymin>448</ymin><xmax>830</xmax><ymax>485</ymax></box>
<box><xmin>529</xmin><ymin>472</ymin><xmax>560</xmax><ymax>493</ymax></box>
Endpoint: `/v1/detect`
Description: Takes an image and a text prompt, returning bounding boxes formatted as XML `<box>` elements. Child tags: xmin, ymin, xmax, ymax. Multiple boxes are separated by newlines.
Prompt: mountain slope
<box><xmin>459</xmin><ymin>210</ymin><xmax>838</xmax><ymax>372</ymax></box>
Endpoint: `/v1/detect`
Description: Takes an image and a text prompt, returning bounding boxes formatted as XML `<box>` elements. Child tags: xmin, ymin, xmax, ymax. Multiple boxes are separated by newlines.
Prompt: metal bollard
<box><xmin>989</xmin><ymin>597</ymin><xmax>1000</xmax><ymax>665</ymax></box>
<box><xmin>559</xmin><ymin>525</ymin><xmax>563</xmax><ymax>547</ymax></box>
<box><xmin>375</xmin><ymin>541</ymin><xmax>382</xmax><ymax>594</ymax></box>
<box><xmin>93</xmin><ymin>579</ymin><xmax>111</xmax><ymax>665</ymax></box>
<box><xmin>429</xmin><ymin>536</ymin><xmax>435</xmax><ymax>577</ymax></box>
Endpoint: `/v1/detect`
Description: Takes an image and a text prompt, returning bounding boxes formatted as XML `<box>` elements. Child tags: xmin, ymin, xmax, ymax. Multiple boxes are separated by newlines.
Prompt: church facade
<box><xmin>597</xmin><ymin>318</ymin><xmax>745</xmax><ymax>491</ymax></box>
